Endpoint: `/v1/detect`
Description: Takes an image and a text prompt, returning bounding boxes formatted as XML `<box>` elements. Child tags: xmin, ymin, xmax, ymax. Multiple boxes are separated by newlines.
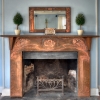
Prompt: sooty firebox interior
<box><xmin>22</xmin><ymin>52</ymin><xmax>78</xmax><ymax>95</ymax></box>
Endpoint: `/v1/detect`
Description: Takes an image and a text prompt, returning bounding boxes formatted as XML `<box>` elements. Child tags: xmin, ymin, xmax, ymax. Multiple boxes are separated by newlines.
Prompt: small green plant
<box><xmin>76</xmin><ymin>13</ymin><xmax>85</xmax><ymax>30</ymax></box>
<box><xmin>13</xmin><ymin>12</ymin><xmax>23</xmax><ymax>30</ymax></box>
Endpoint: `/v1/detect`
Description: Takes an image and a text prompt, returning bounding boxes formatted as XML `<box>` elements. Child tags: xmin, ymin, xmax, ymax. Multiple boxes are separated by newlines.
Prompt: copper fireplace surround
<box><xmin>10</xmin><ymin>36</ymin><xmax>90</xmax><ymax>97</ymax></box>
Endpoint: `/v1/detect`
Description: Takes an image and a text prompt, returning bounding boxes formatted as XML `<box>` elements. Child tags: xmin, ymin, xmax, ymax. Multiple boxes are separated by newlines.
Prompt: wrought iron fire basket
<box><xmin>37</xmin><ymin>76</ymin><xmax>64</xmax><ymax>95</ymax></box>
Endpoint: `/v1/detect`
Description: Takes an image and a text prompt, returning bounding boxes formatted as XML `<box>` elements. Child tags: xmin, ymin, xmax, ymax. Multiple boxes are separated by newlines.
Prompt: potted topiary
<box><xmin>13</xmin><ymin>12</ymin><xmax>23</xmax><ymax>35</ymax></box>
<box><xmin>75</xmin><ymin>13</ymin><xmax>85</xmax><ymax>35</ymax></box>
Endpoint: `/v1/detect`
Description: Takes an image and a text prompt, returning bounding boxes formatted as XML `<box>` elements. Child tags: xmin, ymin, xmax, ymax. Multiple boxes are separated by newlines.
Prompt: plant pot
<box><xmin>15</xmin><ymin>29</ymin><xmax>20</xmax><ymax>35</ymax></box>
<box><xmin>77</xmin><ymin>30</ymin><xmax>83</xmax><ymax>35</ymax></box>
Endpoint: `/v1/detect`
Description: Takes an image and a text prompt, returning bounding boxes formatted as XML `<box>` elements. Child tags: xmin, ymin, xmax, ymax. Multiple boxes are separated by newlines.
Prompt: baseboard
<box><xmin>1</xmin><ymin>89</ymin><xmax>10</xmax><ymax>96</ymax></box>
<box><xmin>91</xmin><ymin>88</ymin><xmax>99</xmax><ymax>96</ymax></box>
<box><xmin>0</xmin><ymin>87</ymin><xmax>3</xmax><ymax>93</ymax></box>
<box><xmin>0</xmin><ymin>88</ymin><xmax>99</xmax><ymax>96</ymax></box>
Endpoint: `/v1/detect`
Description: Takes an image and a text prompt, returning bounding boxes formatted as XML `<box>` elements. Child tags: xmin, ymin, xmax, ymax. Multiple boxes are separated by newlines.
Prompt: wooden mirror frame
<box><xmin>29</xmin><ymin>7</ymin><xmax>71</xmax><ymax>33</ymax></box>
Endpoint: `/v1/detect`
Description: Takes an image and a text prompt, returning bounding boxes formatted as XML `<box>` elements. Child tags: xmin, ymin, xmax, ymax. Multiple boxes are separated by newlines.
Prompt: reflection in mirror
<box><xmin>34</xmin><ymin>11</ymin><xmax>66</xmax><ymax>29</ymax></box>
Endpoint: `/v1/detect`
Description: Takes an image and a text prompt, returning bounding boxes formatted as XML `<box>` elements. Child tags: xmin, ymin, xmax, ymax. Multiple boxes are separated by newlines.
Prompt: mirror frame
<box><xmin>29</xmin><ymin>7</ymin><xmax>71</xmax><ymax>33</ymax></box>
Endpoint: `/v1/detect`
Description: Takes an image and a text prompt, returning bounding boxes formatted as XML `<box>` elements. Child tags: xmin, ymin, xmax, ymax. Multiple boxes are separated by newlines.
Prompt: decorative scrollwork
<box><xmin>43</xmin><ymin>39</ymin><xmax>56</xmax><ymax>50</ymax></box>
<box><xmin>37</xmin><ymin>76</ymin><xmax>64</xmax><ymax>95</ymax></box>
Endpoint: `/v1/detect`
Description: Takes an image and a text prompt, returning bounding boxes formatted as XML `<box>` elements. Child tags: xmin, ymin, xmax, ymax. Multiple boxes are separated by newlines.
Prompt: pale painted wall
<box><xmin>0</xmin><ymin>0</ymin><xmax>2</xmax><ymax>87</ymax></box>
<box><xmin>0</xmin><ymin>0</ymin><xmax>99</xmax><ymax>91</ymax></box>
<box><xmin>98</xmin><ymin>0</ymin><xmax>100</xmax><ymax>89</ymax></box>
<box><xmin>4</xmin><ymin>0</ymin><xmax>96</xmax><ymax>34</ymax></box>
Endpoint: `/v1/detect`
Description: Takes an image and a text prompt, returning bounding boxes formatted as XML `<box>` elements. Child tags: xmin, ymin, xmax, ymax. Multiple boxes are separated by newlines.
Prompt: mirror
<box><xmin>29</xmin><ymin>7</ymin><xmax>71</xmax><ymax>33</ymax></box>
<box><xmin>34</xmin><ymin>11</ymin><xmax>66</xmax><ymax>29</ymax></box>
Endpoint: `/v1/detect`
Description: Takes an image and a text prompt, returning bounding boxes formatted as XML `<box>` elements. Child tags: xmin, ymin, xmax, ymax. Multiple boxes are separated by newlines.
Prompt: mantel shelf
<box><xmin>0</xmin><ymin>35</ymin><xmax>100</xmax><ymax>50</ymax></box>
<box><xmin>0</xmin><ymin>35</ymin><xmax>100</xmax><ymax>38</ymax></box>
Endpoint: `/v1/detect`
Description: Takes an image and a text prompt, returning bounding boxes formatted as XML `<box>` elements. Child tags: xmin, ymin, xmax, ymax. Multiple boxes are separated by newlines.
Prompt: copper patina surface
<box><xmin>10</xmin><ymin>36</ymin><xmax>90</xmax><ymax>97</ymax></box>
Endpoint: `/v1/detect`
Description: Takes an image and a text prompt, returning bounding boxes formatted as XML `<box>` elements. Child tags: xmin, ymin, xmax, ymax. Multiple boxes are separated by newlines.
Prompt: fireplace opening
<box><xmin>22</xmin><ymin>52</ymin><xmax>78</xmax><ymax>96</ymax></box>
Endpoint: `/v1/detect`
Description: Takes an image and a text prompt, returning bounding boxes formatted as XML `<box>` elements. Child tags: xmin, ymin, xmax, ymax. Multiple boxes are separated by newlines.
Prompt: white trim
<box><xmin>96</xmin><ymin>0</ymin><xmax>98</xmax><ymax>35</ymax></box>
<box><xmin>95</xmin><ymin>0</ymin><xmax>98</xmax><ymax>88</ymax></box>
<box><xmin>2</xmin><ymin>0</ymin><xmax>5</xmax><ymax>89</ymax></box>
<box><xmin>1</xmin><ymin>0</ymin><xmax>4</xmax><ymax>35</ymax></box>
<box><xmin>0</xmin><ymin>87</ymin><xmax>3</xmax><ymax>93</ymax></box>
<box><xmin>91</xmin><ymin>88</ymin><xmax>99</xmax><ymax>96</ymax></box>
<box><xmin>1</xmin><ymin>89</ymin><xmax>10</xmax><ymax>96</ymax></box>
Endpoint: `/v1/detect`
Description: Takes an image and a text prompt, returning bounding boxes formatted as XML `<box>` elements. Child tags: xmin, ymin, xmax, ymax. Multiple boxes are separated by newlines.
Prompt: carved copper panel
<box><xmin>10</xmin><ymin>36</ymin><xmax>90</xmax><ymax>97</ymax></box>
